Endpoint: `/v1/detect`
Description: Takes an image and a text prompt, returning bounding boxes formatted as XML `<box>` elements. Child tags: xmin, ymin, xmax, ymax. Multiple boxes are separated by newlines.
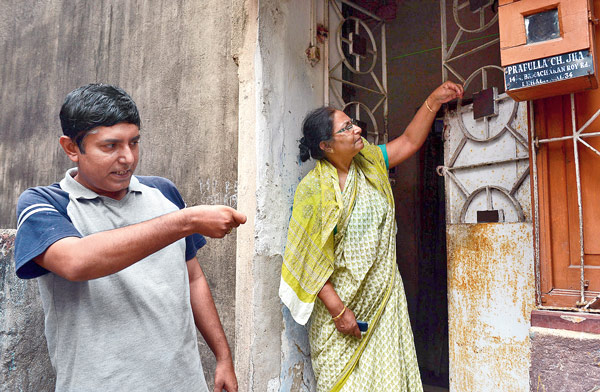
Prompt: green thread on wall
<box><xmin>389</xmin><ymin>33</ymin><xmax>499</xmax><ymax>61</ymax></box>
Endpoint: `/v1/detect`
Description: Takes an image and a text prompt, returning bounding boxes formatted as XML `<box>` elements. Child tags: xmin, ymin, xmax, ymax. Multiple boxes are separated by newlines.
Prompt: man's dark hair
<box><xmin>59</xmin><ymin>84</ymin><xmax>141</xmax><ymax>152</ymax></box>
<box><xmin>299</xmin><ymin>106</ymin><xmax>336</xmax><ymax>162</ymax></box>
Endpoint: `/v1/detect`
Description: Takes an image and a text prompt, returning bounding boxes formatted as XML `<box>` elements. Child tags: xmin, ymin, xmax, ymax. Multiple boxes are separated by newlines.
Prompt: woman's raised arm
<box><xmin>386</xmin><ymin>81</ymin><xmax>463</xmax><ymax>169</ymax></box>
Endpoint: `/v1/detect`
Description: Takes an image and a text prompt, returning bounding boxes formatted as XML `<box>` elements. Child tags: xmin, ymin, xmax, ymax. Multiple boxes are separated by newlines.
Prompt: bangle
<box><xmin>332</xmin><ymin>306</ymin><xmax>346</xmax><ymax>321</ymax></box>
<box><xmin>425</xmin><ymin>98</ymin><xmax>435</xmax><ymax>113</ymax></box>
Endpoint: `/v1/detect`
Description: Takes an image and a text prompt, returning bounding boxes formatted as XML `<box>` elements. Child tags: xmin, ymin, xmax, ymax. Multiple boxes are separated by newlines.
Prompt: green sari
<box><xmin>280</xmin><ymin>141</ymin><xmax>422</xmax><ymax>391</ymax></box>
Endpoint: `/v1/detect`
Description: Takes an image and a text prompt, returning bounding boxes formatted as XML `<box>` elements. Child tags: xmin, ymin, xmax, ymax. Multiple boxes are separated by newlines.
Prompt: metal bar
<box><xmin>446</xmin><ymin>29</ymin><xmax>464</xmax><ymax>60</ymax></box>
<box><xmin>457</xmin><ymin>1</ymin><xmax>470</xmax><ymax>11</ymax></box>
<box><xmin>505</xmin><ymin>124</ymin><xmax>529</xmax><ymax>148</ymax></box>
<box><xmin>480</xmin><ymin>6</ymin><xmax>485</xmax><ymax>29</ymax></box>
<box><xmin>310</xmin><ymin>0</ymin><xmax>316</xmax><ymax>47</ymax></box>
<box><xmin>340</xmin><ymin>0</ymin><xmax>384</xmax><ymax>21</ymax></box>
<box><xmin>354</xmin><ymin>18</ymin><xmax>360</xmax><ymax>73</ymax></box>
<box><xmin>382</xmin><ymin>22</ymin><xmax>388</xmax><ymax>143</ymax></box>
<box><xmin>530</xmin><ymin>97</ymin><xmax>542</xmax><ymax>306</ymax></box>
<box><xmin>510</xmin><ymin>166</ymin><xmax>530</xmax><ymax>196</ymax></box>
<box><xmin>570</xmin><ymin>94</ymin><xmax>586</xmax><ymax>305</ymax></box>
<box><xmin>483</xmin><ymin>70</ymin><xmax>490</xmax><ymax>139</ymax></box>
<box><xmin>324</xmin><ymin>0</ymin><xmax>329</xmax><ymax>105</ymax></box>
<box><xmin>441</xmin><ymin>0</ymin><xmax>448</xmax><ymax>81</ymax></box>
<box><xmin>576</xmin><ymin>107</ymin><xmax>600</xmax><ymax>135</ymax></box>
<box><xmin>538</xmin><ymin>131</ymin><xmax>600</xmax><ymax>144</ymax></box>
<box><xmin>448</xmin><ymin>136</ymin><xmax>468</xmax><ymax>167</ymax></box>
<box><xmin>446</xmin><ymin>156</ymin><xmax>529</xmax><ymax>171</ymax></box>
<box><xmin>583</xmin><ymin>293</ymin><xmax>600</xmax><ymax>310</ymax></box>
<box><xmin>372</xmin><ymin>95</ymin><xmax>386</xmax><ymax>114</ymax></box>
<box><xmin>537</xmin><ymin>305</ymin><xmax>600</xmax><ymax>314</ymax></box>
<box><xmin>578</xmin><ymin>137</ymin><xmax>600</xmax><ymax>158</ymax></box>
<box><xmin>446</xmin><ymin>37</ymin><xmax>500</xmax><ymax>63</ymax></box>
<box><xmin>486</xmin><ymin>186</ymin><xmax>493</xmax><ymax>209</ymax></box>
<box><xmin>329</xmin><ymin>76</ymin><xmax>386</xmax><ymax>96</ymax></box>
<box><xmin>329</xmin><ymin>58</ymin><xmax>344</xmax><ymax>74</ymax></box>
<box><xmin>369</xmin><ymin>71</ymin><xmax>387</xmax><ymax>96</ymax></box>
<box><xmin>538</xmin><ymin>134</ymin><xmax>577</xmax><ymax>144</ymax></box>
<box><xmin>331</xmin><ymin>0</ymin><xmax>343</xmax><ymax>20</ymax></box>
<box><xmin>580</xmin><ymin>131</ymin><xmax>600</xmax><ymax>139</ymax></box>
<box><xmin>443</xmin><ymin>63</ymin><xmax>466</xmax><ymax>83</ymax></box>
<box><xmin>445</xmin><ymin>169</ymin><xmax>470</xmax><ymax>197</ymax></box>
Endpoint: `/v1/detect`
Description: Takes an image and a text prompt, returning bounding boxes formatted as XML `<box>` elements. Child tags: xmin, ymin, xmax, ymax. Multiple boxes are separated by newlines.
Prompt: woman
<box><xmin>279</xmin><ymin>81</ymin><xmax>463</xmax><ymax>391</ymax></box>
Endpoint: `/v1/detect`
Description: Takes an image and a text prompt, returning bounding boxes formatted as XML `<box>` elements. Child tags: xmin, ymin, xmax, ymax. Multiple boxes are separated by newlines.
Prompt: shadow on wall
<box><xmin>0</xmin><ymin>229</ymin><xmax>55</xmax><ymax>391</ymax></box>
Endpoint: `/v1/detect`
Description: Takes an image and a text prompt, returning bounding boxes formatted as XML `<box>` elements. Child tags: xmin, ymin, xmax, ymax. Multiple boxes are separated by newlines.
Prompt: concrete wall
<box><xmin>1</xmin><ymin>230</ymin><xmax>55</xmax><ymax>391</ymax></box>
<box><xmin>235</xmin><ymin>0</ymin><xmax>323</xmax><ymax>390</ymax></box>
<box><xmin>530</xmin><ymin>326</ymin><xmax>600</xmax><ymax>392</ymax></box>
<box><xmin>1</xmin><ymin>1</ymin><xmax>239</xmax><ymax>389</ymax></box>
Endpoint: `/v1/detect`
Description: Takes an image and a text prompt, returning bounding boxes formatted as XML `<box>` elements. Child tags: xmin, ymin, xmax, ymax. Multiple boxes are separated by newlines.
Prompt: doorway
<box><xmin>330</xmin><ymin>1</ymin><xmax>503</xmax><ymax>389</ymax></box>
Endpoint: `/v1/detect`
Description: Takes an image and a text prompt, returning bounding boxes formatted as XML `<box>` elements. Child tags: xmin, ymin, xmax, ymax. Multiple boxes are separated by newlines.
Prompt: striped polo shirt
<box><xmin>15</xmin><ymin>168</ymin><xmax>209</xmax><ymax>392</ymax></box>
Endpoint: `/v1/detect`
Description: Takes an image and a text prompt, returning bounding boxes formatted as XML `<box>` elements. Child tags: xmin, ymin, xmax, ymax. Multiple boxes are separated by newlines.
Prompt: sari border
<box><xmin>279</xmin><ymin>276</ymin><xmax>316</xmax><ymax>325</ymax></box>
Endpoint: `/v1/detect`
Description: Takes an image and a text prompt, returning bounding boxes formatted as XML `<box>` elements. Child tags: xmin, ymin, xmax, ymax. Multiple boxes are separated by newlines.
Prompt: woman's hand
<box><xmin>333</xmin><ymin>307</ymin><xmax>362</xmax><ymax>338</ymax></box>
<box><xmin>427</xmin><ymin>81</ymin><xmax>464</xmax><ymax>109</ymax></box>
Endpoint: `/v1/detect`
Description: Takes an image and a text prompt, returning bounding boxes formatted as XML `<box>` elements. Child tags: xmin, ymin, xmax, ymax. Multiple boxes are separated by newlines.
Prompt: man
<box><xmin>14</xmin><ymin>84</ymin><xmax>245</xmax><ymax>391</ymax></box>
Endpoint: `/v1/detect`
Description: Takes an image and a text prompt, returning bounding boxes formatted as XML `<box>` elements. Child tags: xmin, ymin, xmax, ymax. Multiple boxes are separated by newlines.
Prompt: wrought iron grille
<box><xmin>439</xmin><ymin>0</ymin><xmax>530</xmax><ymax>224</ymax></box>
<box><xmin>325</xmin><ymin>0</ymin><xmax>388</xmax><ymax>144</ymax></box>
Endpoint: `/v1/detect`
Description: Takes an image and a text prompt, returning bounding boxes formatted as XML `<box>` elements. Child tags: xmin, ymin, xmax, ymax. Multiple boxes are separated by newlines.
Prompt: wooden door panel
<box><xmin>580</xmin><ymin>139</ymin><xmax>600</xmax><ymax>256</ymax></box>
<box><xmin>535</xmin><ymin>93</ymin><xmax>600</xmax><ymax>304</ymax></box>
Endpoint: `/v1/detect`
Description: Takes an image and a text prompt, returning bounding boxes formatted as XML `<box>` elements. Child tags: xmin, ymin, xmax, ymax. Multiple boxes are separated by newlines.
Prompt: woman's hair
<box><xmin>299</xmin><ymin>106</ymin><xmax>336</xmax><ymax>162</ymax></box>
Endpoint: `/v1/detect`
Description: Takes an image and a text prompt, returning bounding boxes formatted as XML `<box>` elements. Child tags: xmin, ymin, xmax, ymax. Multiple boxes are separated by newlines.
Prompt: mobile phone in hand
<box><xmin>357</xmin><ymin>320</ymin><xmax>368</xmax><ymax>332</ymax></box>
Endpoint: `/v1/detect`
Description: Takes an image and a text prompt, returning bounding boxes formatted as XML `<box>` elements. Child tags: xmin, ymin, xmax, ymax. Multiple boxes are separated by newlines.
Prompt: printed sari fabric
<box><xmin>280</xmin><ymin>141</ymin><xmax>422</xmax><ymax>392</ymax></box>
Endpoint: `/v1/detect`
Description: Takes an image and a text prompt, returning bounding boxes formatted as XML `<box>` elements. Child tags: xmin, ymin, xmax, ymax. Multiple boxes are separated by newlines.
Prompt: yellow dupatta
<box><xmin>279</xmin><ymin>140</ymin><xmax>393</xmax><ymax>325</ymax></box>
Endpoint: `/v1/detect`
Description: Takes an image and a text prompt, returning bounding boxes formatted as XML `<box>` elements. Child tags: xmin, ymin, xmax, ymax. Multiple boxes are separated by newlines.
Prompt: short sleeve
<box><xmin>377</xmin><ymin>144</ymin><xmax>389</xmax><ymax>170</ymax></box>
<box><xmin>15</xmin><ymin>186</ymin><xmax>82</xmax><ymax>279</ymax></box>
<box><xmin>136</xmin><ymin>176</ymin><xmax>207</xmax><ymax>260</ymax></box>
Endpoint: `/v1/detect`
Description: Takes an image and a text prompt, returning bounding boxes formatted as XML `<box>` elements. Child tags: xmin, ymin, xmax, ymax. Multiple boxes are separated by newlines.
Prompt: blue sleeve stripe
<box><xmin>17</xmin><ymin>206</ymin><xmax>59</xmax><ymax>230</ymax></box>
<box><xmin>377</xmin><ymin>144</ymin><xmax>389</xmax><ymax>170</ymax></box>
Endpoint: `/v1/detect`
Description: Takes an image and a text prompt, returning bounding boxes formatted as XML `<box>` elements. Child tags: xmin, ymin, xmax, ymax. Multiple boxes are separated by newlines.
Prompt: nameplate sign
<box><xmin>505</xmin><ymin>50</ymin><xmax>594</xmax><ymax>90</ymax></box>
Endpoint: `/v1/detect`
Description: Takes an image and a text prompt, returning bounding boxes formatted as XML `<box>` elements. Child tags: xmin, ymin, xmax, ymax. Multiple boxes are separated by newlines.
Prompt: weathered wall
<box><xmin>530</xmin><ymin>326</ymin><xmax>600</xmax><ymax>392</ymax></box>
<box><xmin>0</xmin><ymin>1</ymin><xmax>239</xmax><ymax>388</ymax></box>
<box><xmin>447</xmin><ymin>223</ymin><xmax>535</xmax><ymax>392</ymax></box>
<box><xmin>1</xmin><ymin>230</ymin><xmax>55</xmax><ymax>391</ymax></box>
<box><xmin>235</xmin><ymin>0</ymin><xmax>323</xmax><ymax>390</ymax></box>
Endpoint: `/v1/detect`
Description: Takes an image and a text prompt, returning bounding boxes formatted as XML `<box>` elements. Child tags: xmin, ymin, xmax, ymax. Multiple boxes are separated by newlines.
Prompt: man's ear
<box><xmin>319</xmin><ymin>141</ymin><xmax>333</xmax><ymax>154</ymax></box>
<box><xmin>59</xmin><ymin>136</ymin><xmax>80</xmax><ymax>163</ymax></box>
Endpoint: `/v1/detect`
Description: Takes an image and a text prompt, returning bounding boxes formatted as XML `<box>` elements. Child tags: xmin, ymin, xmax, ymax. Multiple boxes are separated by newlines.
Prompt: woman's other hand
<box><xmin>333</xmin><ymin>307</ymin><xmax>362</xmax><ymax>338</ymax></box>
<box><xmin>428</xmin><ymin>80</ymin><xmax>464</xmax><ymax>108</ymax></box>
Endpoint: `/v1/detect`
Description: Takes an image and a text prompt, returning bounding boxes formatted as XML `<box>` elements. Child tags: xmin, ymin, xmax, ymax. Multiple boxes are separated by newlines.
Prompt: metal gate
<box><xmin>325</xmin><ymin>0</ymin><xmax>388</xmax><ymax>144</ymax></box>
<box><xmin>439</xmin><ymin>0</ymin><xmax>530</xmax><ymax>224</ymax></box>
<box><xmin>440</xmin><ymin>2</ymin><xmax>535</xmax><ymax>391</ymax></box>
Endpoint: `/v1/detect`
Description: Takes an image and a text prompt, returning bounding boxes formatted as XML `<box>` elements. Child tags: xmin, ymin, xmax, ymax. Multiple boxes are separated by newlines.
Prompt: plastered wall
<box><xmin>0</xmin><ymin>1</ymin><xmax>239</xmax><ymax>389</ymax></box>
<box><xmin>235</xmin><ymin>0</ymin><xmax>323</xmax><ymax>390</ymax></box>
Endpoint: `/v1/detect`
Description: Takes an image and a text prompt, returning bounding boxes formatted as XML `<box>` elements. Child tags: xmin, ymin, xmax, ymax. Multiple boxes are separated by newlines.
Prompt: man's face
<box><xmin>70</xmin><ymin>123</ymin><xmax>140</xmax><ymax>200</ymax></box>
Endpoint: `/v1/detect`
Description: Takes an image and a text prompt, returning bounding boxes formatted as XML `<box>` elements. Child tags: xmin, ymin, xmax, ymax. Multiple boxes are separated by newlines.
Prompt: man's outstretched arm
<box><xmin>34</xmin><ymin>205</ymin><xmax>246</xmax><ymax>281</ymax></box>
<box><xmin>187</xmin><ymin>257</ymin><xmax>238</xmax><ymax>392</ymax></box>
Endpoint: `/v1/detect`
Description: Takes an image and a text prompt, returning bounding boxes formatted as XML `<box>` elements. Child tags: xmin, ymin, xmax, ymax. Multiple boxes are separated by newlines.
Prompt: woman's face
<box><xmin>324</xmin><ymin>110</ymin><xmax>364</xmax><ymax>159</ymax></box>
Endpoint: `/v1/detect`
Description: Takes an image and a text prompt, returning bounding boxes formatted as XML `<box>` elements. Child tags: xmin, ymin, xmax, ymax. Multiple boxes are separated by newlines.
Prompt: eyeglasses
<box><xmin>335</xmin><ymin>118</ymin><xmax>359</xmax><ymax>134</ymax></box>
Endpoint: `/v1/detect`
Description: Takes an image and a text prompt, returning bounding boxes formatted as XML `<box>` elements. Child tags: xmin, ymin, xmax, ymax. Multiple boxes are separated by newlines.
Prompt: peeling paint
<box><xmin>560</xmin><ymin>315</ymin><xmax>587</xmax><ymax>324</ymax></box>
